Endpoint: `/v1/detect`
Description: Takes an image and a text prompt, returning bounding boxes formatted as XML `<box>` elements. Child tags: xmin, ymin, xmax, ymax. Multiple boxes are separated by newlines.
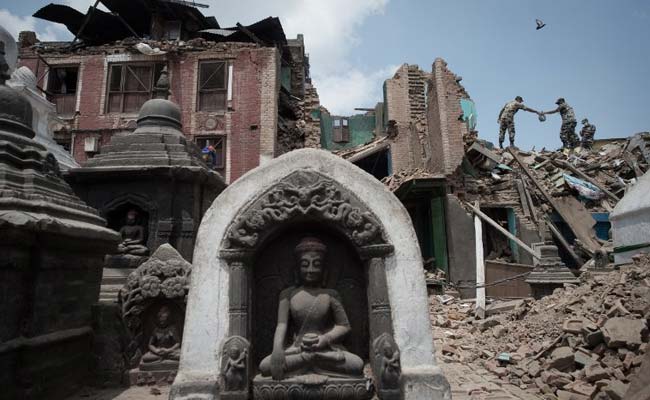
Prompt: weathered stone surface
<box><xmin>172</xmin><ymin>149</ymin><xmax>451</xmax><ymax>400</ymax></box>
<box><xmin>547</xmin><ymin>346</ymin><xmax>575</xmax><ymax>371</ymax></box>
<box><xmin>0</xmin><ymin>43</ymin><xmax>120</xmax><ymax>400</ymax></box>
<box><xmin>557</xmin><ymin>390</ymin><xmax>589</xmax><ymax>400</ymax></box>
<box><xmin>119</xmin><ymin>244</ymin><xmax>191</xmax><ymax>377</ymax></box>
<box><xmin>475</xmin><ymin>317</ymin><xmax>501</xmax><ymax>332</ymax></box>
<box><xmin>585</xmin><ymin>364</ymin><xmax>610</xmax><ymax>383</ymax></box>
<box><xmin>574</xmin><ymin>348</ymin><xmax>598</xmax><ymax>368</ymax></box>
<box><xmin>603</xmin><ymin>380</ymin><xmax>628</xmax><ymax>400</ymax></box>
<box><xmin>601</xmin><ymin>318</ymin><xmax>647</xmax><ymax>349</ymax></box>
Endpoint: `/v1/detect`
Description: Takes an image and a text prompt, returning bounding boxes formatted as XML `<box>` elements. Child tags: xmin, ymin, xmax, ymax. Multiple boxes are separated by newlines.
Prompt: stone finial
<box><xmin>0</xmin><ymin>41</ymin><xmax>34</xmax><ymax>137</ymax></box>
<box><xmin>0</xmin><ymin>42</ymin><xmax>10</xmax><ymax>85</ymax></box>
<box><xmin>154</xmin><ymin>66</ymin><xmax>170</xmax><ymax>99</ymax></box>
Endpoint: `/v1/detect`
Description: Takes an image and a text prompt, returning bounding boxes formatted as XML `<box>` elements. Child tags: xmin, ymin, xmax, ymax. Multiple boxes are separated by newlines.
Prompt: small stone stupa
<box><xmin>66</xmin><ymin>95</ymin><xmax>226</xmax><ymax>302</ymax></box>
<box><xmin>526</xmin><ymin>242</ymin><xmax>580</xmax><ymax>299</ymax></box>
<box><xmin>0</xmin><ymin>41</ymin><xmax>120</xmax><ymax>400</ymax></box>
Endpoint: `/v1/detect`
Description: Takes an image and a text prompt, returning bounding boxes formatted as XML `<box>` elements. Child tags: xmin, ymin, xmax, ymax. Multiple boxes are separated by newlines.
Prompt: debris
<box><xmin>547</xmin><ymin>347</ymin><xmax>575</xmax><ymax>371</ymax></box>
<box><xmin>430</xmin><ymin>254</ymin><xmax>650</xmax><ymax>399</ymax></box>
<box><xmin>601</xmin><ymin>317</ymin><xmax>647</xmax><ymax>349</ymax></box>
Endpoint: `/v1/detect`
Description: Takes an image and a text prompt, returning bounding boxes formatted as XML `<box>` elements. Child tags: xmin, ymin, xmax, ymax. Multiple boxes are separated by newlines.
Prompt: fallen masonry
<box><xmin>430</xmin><ymin>253</ymin><xmax>650</xmax><ymax>399</ymax></box>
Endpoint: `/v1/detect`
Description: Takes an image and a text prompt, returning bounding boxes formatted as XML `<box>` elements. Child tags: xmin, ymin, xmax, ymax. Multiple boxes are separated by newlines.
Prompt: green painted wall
<box><xmin>320</xmin><ymin>111</ymin><xmax>377</xmax><ymax>151</ymax></box>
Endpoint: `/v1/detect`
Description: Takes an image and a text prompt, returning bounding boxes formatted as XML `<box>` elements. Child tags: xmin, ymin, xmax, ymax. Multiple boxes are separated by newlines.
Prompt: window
<box><xmin>106</xmin><ymin>63</ymin><xmax>164</xmax><ymax>113</ymax></box>
<box><xmin>333</xmin><ymin>117</ymin><xmax>350</xmax><ymax>143</ymax></box>
<box><xmin>197</xmin><ymin>61</ymin><xmax>227</xmax><ymax>112</ymax></box>
<box><xmin>195</xmin><ymin>136</ymin><xmax>226</xmax><ymax>169</ymax></box>
<box><xmin>47</xmin><ymin>66</ymin><xmax>78</xmax><ymax>116</ymax></box>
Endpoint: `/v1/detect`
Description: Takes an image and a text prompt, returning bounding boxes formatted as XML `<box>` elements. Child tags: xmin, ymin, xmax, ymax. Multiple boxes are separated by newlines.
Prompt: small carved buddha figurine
<box><xmin>141</xmin><ymin>305</ymin><xmax>181</xmax><ymax>366</ymax></box>
<box><xmin>258</xmin><ymin>237</ymin><xmax>364</xmax><ymax>380</ymax></box>
<box><xmin>117</xmin><ymin>209</ymin><xmax>149</xmax><ymax>256</ymax></box>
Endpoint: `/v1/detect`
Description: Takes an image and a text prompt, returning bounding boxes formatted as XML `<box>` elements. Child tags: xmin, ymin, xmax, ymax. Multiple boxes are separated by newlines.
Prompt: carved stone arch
<box><xmin>102</xmin><ymin>192</ymin><xmax>158</xmax><ymax>250</ymax></box>
<box><xmin>172</xmin><ymin>149</ymin><xmax>450</xmax><ymax>400</ymax></box>
<box><xmin>221</xmin><ymin>169</ymin><xmax>392</xmax><ymax>260</ymax></box>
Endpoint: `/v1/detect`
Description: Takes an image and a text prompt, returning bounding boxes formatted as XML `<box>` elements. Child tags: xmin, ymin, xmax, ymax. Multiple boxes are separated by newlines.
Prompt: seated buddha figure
<box><xmin>117</xmin><ymin>209</ymin><xmax>149</xmax><ymax>256</ymax></box>
<box><xmin>141</xmin><ymin>305</ymin><xmax>181</xmax><ymax>366</ymax></box>
<box><xmin>259</xmin><ymin>237</ymin><xmax>364</xmax><ymax>380</ymax></box>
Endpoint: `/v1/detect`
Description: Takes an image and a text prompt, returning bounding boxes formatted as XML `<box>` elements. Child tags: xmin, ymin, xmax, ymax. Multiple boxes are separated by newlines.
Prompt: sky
<box><xmin>1</xmin><ymin>0</ymin><xmax>649</xmax><ymax>150</ymax></box>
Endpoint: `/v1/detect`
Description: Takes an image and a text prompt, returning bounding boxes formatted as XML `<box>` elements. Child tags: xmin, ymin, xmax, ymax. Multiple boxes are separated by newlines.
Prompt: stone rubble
<box><xmin>430</xmin><ymin>253</ymin><xmax>650</xmax><ymax>399</ymax></box>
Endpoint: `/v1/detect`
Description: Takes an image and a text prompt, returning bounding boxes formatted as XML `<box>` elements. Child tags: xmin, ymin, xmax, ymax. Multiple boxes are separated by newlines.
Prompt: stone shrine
<box><xmin>0</xmin><ymin>42</ymin><xmax>120</xmax><ymax>399</ymax></box>
<box><xmin>170</xmin><ymin>149</ymin><xmax>451</xmax><ymax>400</ymax></box>
<box><xmin>119</xmin><ymin>244</ymin><xmax>192</xmax><ymax>385</ymax></box>
<box><xmin>65</xmin><ymin>98</ymin><xmax>226</xmax><ymax>302</ymax></box>
<box><xmin>526</xmin><ymin>242</ymin><xmax>580</xmax><ymax>299</ymax></box>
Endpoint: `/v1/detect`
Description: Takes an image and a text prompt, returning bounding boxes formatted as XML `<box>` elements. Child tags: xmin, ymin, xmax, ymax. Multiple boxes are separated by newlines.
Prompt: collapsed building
<box><xmin>323</xmin><ymin>58</ymin><xmax>649</xmax><ymax>300</ymax></box>
<box><xmin>19</xmin><ymin>0</ymin><xmax>321</xmax><ymax>183</ymax></box>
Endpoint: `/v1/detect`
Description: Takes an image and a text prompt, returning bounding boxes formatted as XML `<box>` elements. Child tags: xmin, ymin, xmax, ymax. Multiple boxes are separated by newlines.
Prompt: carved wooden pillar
<box><xmin>227</xmin><ymin>260</ymin><xmax>250</xmax><ymax>338</ymax></box>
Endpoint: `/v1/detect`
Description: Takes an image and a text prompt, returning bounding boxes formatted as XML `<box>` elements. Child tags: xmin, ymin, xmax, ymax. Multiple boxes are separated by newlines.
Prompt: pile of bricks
<box><xmin>430</xmin><ymin>254</ymin><xmax>650</xmax><ymax>399</ymax></box>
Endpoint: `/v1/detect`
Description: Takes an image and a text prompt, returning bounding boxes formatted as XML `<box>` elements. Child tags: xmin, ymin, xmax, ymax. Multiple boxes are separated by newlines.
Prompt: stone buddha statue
<box><xmin>258</xmin><ymin>237</ymin><xmax>364</xmax><ymax>380</ymax></box>
<box><xmin>141</xmin><ymin>305</ymin><xmax>181</xmax><ymax>367</ymax></box>
<box><xmin>117</xmin><ymin>209</ymin><xmax>149</xmax><ymax>256</ymax></box>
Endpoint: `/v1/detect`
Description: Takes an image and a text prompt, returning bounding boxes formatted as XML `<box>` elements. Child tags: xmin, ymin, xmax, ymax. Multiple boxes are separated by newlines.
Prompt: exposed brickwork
<box><xmin>259</xmin><ymin>48</ymin><xmax>280</xmax><ymax>164</ymax></box>
<box><xmin>384</xmin><ymin>64</ymin><xmax>414</xmax><ymax>172</ymax></box>
<box><xmin>384</xmin><ymin>64</ymin><xmax>436</xmax><ymax>173</ymax></box>
<box><xmin>303</xmin><ymin>84</ymin><xmax>322</xmax><ymax>148</ymax></box>
<box><xmin>18</xmin><ymin>42</ymin><xmax>287</xmax><ymax>183</ymax></box>
<box><xmin>427</xmin><ymin>58</ymin><xmax>471</xmax><ymax>175</ymax></box>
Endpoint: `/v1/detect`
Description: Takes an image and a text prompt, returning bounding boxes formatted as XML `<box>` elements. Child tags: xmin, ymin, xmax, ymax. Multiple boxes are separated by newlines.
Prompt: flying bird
<box><xmin>536</xmin><ymin>19</ymin><xmax>546</xmax><ymax>30</ymax></box>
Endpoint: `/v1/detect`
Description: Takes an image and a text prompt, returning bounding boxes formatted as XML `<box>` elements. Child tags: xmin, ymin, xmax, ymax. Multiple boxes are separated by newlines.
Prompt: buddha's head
<box><xmin>156</xmin><ymin>305</ymin><xmax>172</xmax><ymax>328</ymax></box>
<box><xmin>294</xmin><ymin>237</ymin><xmax>328</xmax><ymax>287</ymax></box>
<box><xmin>126</xmin><ymin>209</ymin><xmax>138</xmax><ymax>225</ymax></box>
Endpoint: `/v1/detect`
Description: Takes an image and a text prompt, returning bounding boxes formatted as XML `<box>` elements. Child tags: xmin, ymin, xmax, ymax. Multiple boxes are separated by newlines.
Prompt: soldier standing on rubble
<box><xmin>497</xmin><ymin>96</ymin><xmax>541</xmax><ymax>149</ymax></box>
<box><xmin>541</xmin><ymin>98</ymin><xmax>579</xmax><ymax>149</ymax></box>
<box><xmin>579</xmin><ymin>118</ymin><xmax>597</xmax><ymax>150</ymax></box>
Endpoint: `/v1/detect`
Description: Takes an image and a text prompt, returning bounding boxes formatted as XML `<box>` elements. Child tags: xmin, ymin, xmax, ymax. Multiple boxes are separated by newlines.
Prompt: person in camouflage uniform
<box><xmin>541</xmin><ymin>98</ymin><xmax>579</xmax><ymax>149</ymax></box>
<box><xmin>579</xmin><ymin>118</ymin><xmax>597</xmax><ymax>149</ymax></box>
<box><xmin>497</xmin><ymin>96</ymin><xmax>540</xmax><ymax>149</ymax></box>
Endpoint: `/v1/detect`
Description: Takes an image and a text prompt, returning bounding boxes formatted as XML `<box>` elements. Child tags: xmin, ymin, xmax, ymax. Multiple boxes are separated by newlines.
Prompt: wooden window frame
<box><xmin>105</xmin><ymin>63</ymin><xmax>163</xmax><ymax>114</ymax></box>
<box><xmin>197</xmin><ymin>60</ymin><xmax>228</xmax><ymax>112</ymax></box>
<box><xmin>47</xmin><ymin>65</ymin><xmax>79</xmax><ymax>116</ymax></box>
<box><xmin>333</xmin><ymin>117</ymin><xmax>350</xmax><ymax>143</ymax></box>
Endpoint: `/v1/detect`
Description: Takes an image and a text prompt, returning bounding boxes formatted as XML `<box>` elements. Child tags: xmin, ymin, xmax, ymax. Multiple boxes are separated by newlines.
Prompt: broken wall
<box><xmin>384</xmin><ymin>64</ymin><xmax>416</xmax><ymax>172</ymax></box>
<box><xmin>426</xmin><ymin>58</ymin><xmax>471</xmax><ymax>176</ymax></box>
<box><xmin>445</xmin><ymin>194</ymin><xmax>477</xmax><ymax>296</ymax></box>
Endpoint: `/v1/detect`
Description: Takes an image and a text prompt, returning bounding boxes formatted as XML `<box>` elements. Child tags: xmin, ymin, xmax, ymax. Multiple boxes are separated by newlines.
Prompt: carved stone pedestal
<box><xmin>105</xmin><ymin>254</ymin><xmax>148</xmax><ymax>269</ymax></box>
<box><xmin>127</xmin><ymin>368</ymin><xmax>177</xmax><ymax>386</ymax></box>
<box><xmin>253</xmin><ymin>375</ymin><xmax>373</xmax><ymax>400</ymax></box>
<box><xmin>100</xmin><ymin>255</ymin><xmax>148</xmax><ymax>303</ymax></box>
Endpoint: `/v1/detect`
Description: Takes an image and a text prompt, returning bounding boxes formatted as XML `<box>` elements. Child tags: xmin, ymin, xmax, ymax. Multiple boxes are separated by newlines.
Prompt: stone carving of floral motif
<box><xmin>224</xmin><ymin>170</ymin><xmax>386</xmax><ymax>250</ymax></box>
<box><xmin>119</xmin><ymin>244</ymin><xmax>191</xmax><ymax>367</ymax></box>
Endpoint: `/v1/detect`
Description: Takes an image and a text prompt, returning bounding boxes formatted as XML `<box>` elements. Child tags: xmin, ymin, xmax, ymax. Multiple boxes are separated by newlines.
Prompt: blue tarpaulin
<box><xmin>563</xmin><ymin>173</ymin><xmax>604</xmax><ymax>200</ymax></box>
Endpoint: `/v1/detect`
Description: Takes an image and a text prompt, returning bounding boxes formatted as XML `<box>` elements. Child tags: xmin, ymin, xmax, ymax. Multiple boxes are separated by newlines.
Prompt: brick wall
<box><xmin>426</xmin><ymin>58</ymin><xmax>471</xmax><ymax>175</ymax></box>
<box><xmin>18</xmin><ymin>44</ymin><xmax>279</xmax><ymax>183</ymax></box>
<box><xmin>384</xmin><ymin>64</ymin><xmax>414</xmax><ymax>172</ymax></box>
<box><xmin>384</xmin><ymin>64</ymin><xmax>433</xmax><ymax>174</ymax></box>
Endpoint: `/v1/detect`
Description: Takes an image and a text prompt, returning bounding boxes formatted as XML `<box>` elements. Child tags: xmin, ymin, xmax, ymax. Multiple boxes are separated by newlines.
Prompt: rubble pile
<box><xmin>469</xmin><ymin>134</ymin><xmax>650</xmax><ymax>215</ymax></box>
<box><xmin>431</xmin><ymin>254</ymin><xmax>650</xmax><ymax>399</ymax></box>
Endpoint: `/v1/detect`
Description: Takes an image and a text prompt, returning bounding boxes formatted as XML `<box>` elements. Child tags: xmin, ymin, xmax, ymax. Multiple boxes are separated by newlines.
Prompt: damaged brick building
<box><xmin>330</xmin><ymin>59</ymin><xmax>478</xmax><ymax>283</ymax></box>
<box><xmin>18</xmin><ymin>0</ymin><xmax>320</xmax><ymax>183</ymax></box>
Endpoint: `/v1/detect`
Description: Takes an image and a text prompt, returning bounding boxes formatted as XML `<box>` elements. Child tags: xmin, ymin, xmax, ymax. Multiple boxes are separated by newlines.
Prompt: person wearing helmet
<box><xmin>497</xmin><ymin>96</ymin><xmax>541</xmax><ymax>149</ymax></box>
<box><xmin>541</xmin><ymin>98</ymin><xmax>579</xmax><ymax>149</ymax></box>
<box><xmin>579</xmin><ymin>118</ymin><xmax>597</xmax><ymax>150</ymax></box>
